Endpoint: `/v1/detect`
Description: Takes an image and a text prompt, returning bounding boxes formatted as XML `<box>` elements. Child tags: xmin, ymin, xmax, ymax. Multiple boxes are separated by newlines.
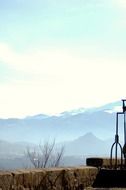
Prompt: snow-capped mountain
<box><xmin>0</xmin><ymin>100</ymin><xmax>124</xmax><ymax>170</ymax></box>
<box><xmin>25</xmin><ymin>114</ymin><xmax>49</xmax><ymax>120</ymax></box>
<box><xmin>94</xmin><ymin>101</ymin><xmax>122</xmax><ymax>113</ymax></box>
<box><xmin>58</xmin><ymin>108</ymin><xmax>87</xmax><ymax>118</ymax></box>
<box><xmin>57</xmin><ymin>100</ymin><xmax>122</xmax><ymax>117</ymax></box>
<box><xmin>0</xmin><ymin>101</ymin><xmax>124</xmax><ymax>143</ymax></box>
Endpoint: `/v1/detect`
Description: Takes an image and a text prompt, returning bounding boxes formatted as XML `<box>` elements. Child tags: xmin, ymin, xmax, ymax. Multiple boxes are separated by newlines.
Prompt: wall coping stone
<box><xmin>0</xmin><ymin>166</ymin><xmax>98</xmax><ymax>190</ymax></box>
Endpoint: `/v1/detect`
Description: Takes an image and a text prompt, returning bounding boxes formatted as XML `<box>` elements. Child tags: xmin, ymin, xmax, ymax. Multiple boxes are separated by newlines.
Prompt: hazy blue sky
<box><xmin>0</xmin><ymin>0</ymin><xmax>126</xmax><ymax>118</ymax></box>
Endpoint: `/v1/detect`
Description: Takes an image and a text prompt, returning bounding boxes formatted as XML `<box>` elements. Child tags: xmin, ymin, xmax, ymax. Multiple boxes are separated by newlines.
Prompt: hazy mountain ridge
<box><xmin>0</xmin><ymin>132</ymin><xmax>114</xmax><ymax>169</ymax></box>
<box><xmin>0</xmin><ymin>101</ymin><xmax>122</xmax><ymax>143</ymax></box>
<box><xmin>64</xmin><ymin>132</ymin><xmax>112</xmax><ymax>156</ymax></box>
<box><xmin>0</xmin><ymin>132</ymin><xmax>111</xmax><ymax>156</ymax></box>
<box><xmin>0</xmin><ymin>101</ymin><xmax>123</xmax><ymax>169</ymax></box>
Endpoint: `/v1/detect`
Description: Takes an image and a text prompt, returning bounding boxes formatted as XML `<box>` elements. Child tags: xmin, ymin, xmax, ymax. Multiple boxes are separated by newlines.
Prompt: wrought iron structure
<box><xmin>110</xmin><ymin>99</ymin><xmax>126</xmax><ymax>169</ymax></box>
<box><xmin>122</xmin><ymin>99</ymin><xmax>126</xmax><ymax>166</ymax></box>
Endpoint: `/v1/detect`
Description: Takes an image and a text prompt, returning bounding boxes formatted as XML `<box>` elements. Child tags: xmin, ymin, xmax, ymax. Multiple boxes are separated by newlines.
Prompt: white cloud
<box><xmin>114</xmin><ymin>0</ymin><xmax>126</xmax><ymax>8</ymax></box>
<box><xmin>0</xmin><ymin>43</ymin><xmax>126</xmax><ymax>118</ymax></box>
<box><xmin>0</xmin><ymin>43</ymin><xmax>85</xmax><ymax>77</ymax></box>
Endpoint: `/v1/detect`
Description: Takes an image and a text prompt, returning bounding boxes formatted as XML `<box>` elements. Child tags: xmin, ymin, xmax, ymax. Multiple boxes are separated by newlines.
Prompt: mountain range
<box><xmin>0</xmin><ymin>132</ymin><xmax>115</xmax><ymax>169</ymax></box>
<box><xmin>0</xmin><ymin>100</ymin><xmax>124</xmax><ymax>169</ymax></box>
<box><xmin>0</xmin><ymin>100</ymin><xmax>123</xmax><ymax>143</ymax></box>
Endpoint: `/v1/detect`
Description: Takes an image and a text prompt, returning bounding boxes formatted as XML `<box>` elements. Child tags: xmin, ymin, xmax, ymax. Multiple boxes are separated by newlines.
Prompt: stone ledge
<box><xmin>0</xmin><ymin>166</ymin><xmax>98</xmax><ymax>190</ymax></box>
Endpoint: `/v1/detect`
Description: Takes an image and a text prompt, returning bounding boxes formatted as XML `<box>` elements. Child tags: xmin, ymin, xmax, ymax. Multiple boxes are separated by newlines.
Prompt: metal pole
<box><xmin>110</xmin><ymin>100</ymin><xmax>126</xmax><ymax>169</ymax></box>
<box><xmin>115</xmin><ymin>113</ymin><xmax>118</xmax><ymax>168</ymax></box>
<box><xmin>123</xmin><ymin>110</ymin><xmax>126</xmax><ymax>166</ymax></box>
<box><xmin>110</xmin><ymin>112</ymin><xmax>123</xmax><ymax>169</ymax></box>
<box><xmin>122</xmin><ymin>99</ymin><xmax>126</xmax><ymax>167</ymax></box>
<box><xmin>124</xmin><ymin>111</ymin><xmax>126</xmax><ymax>144</ymax></box>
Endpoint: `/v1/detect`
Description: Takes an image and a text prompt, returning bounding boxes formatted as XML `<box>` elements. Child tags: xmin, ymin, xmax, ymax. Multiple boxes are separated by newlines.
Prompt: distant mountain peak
<box><xmin>77</xmin><ymin>132</ymin><xmax>100</xmax><ymax>141</ymax></box>
<box><xmin>96</xmin><ymin>101</ymin><xmax>122</xmax><ymax>113</ymax></box>
<box><xmin>25</xmin><ymin>114</ymin><xmax>49</xmax><ymax>120</ymax></box>
<box><xmin>24</xmin><ymin>101</ymin><xmax>123</xmax><ymax>120</ymax></box>
<box><xmin>58</xmin><ymin>108</ymin><xmax>87</xmax><ymax>118</ymax></box>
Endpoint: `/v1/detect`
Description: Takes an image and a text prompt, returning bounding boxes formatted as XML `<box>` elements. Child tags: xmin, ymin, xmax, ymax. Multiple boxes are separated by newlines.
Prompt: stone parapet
<box><xmin>0</xmin><ymin>166</ymin><xmax>98</xmax><ymax>190</ymax></box>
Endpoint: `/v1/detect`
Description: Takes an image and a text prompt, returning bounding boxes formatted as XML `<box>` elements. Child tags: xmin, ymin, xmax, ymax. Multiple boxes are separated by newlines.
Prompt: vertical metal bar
<box><xmin>124</xmin><ymin>111</ymin><xmax>126</xmax><ymax>144</ymax></box>
<box><xmin>115</xmin><ymin>113</ymin><xmax>118</xmax><ymax>168</ymax></box>
<box><xmin>110</xmin><ymin>111</ymin><xmax>123</xmax><ymax>169</ymax></box>
<box><xmin>124</xmin><ymin>111</ymin><xmax>126</xmax><ymax>167</ymax></box>
<box><xmin>110</xmin><ymin>100</ymin><xmax>125</xmax><ymax>169</ymax></box>
<box><xmin>116</xmin><ymin>113</ymin><xmax>118</xmax><ymax>135</ymax></box>
<box><xmin>120</xmin><ymin>143</ymin><xmax>123</xmax><ymax>169</ymax></box>
<box><xmin>110</xmin><ymin>143</ymin><xmax>114</xmax><ymax>168</ymax></box>
<box><xmin>122</xmin><ymin>100</ymin><xmax>126</xmax><ymax>167</ymax></box>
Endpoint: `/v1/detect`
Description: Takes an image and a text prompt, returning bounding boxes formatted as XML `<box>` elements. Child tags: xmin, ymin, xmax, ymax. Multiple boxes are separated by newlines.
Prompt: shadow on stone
<box><xmin>93</xmin><ymin>169</ymin><xmax>126</xmax><ymax>188</ymax></box>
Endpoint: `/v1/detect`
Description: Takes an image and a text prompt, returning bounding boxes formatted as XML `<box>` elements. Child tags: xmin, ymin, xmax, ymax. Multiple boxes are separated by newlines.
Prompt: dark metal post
<box><xmin>115</xmin><ymin>113</ymin><xmax>119</xmax><ymax>168</ymax></box>
<box><xmin>122</xmin><ymin>99</ymin><xmax>126</xmax><ymax>167</ymax></box>
<box><xmin>110</xmin><ymin>112</ymin><xmax>123</xmax><ymax>169</ymax></box>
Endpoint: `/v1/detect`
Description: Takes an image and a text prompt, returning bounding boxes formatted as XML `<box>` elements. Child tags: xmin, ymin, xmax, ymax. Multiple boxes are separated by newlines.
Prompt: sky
<box><xmin>0</xmin><ymin>0</ymin><xmax>126</xmax><ymax>118</ymax></box>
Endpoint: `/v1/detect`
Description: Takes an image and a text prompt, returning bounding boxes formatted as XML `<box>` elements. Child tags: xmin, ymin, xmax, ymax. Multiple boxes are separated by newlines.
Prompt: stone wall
<box><xmin>0</xmin><ymin>166</ymin><xmax>98</xmax><ymax>190</ymax></box>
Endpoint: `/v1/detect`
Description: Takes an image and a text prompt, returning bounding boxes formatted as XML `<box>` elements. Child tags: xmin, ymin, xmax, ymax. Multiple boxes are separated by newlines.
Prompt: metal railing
<box><xmin>110</xmin><ymin>99</ymin><xmax>126</xmax><ymax>169</ymax></box>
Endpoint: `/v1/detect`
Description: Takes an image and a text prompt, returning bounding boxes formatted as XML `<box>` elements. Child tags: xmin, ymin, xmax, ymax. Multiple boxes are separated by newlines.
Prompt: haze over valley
<box><xmin>0</xmin><ymin>101</ymin><xmax>124</xmax><ymax>169</ymax></box>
